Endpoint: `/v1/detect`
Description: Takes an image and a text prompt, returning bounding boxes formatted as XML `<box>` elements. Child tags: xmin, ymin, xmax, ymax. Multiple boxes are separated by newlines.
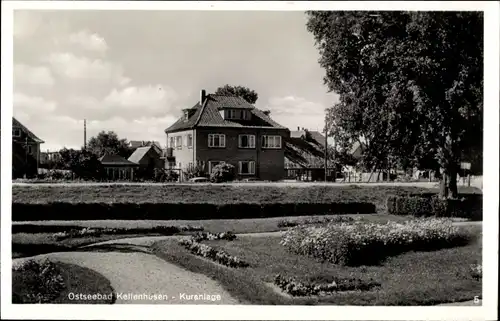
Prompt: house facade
<box><xmin>12</xmin><ymin>117</ymin><xmax>44</xmax><ymax>178</ymax></box>
<box><xmin>164</xmin><ymin>90</ymin><xmax>290</xmax><ymax>181</ymax></box>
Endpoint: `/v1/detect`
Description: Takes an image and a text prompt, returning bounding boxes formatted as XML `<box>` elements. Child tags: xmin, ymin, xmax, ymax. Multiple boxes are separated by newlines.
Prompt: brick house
<box><xmin>164</xmin><ymin>90</ymin><xmax>290</xmax><ymax>181</ymax></box>
<box><xmin>12</xmin><ymin>117</ymin><xmax>44</xmax><ymax>178</ymax></box>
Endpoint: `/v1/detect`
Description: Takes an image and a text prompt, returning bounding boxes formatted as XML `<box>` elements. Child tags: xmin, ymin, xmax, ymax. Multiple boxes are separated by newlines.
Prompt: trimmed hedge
<box><xmin>386</xmin><ymin>195</ymin><xmax>482</xmax><ymax>220</ymax></box>
<box><xmin>12</xmin><ymin>201</ymin><xmax>376</xmax><ymax>221</ymax></box>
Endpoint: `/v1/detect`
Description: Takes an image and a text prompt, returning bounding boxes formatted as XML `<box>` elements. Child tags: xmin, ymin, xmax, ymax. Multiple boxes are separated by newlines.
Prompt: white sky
<box><xmin>13</xmin><ymin>10</ymin><xmax>338</xmax><ymax>151</ymax></box>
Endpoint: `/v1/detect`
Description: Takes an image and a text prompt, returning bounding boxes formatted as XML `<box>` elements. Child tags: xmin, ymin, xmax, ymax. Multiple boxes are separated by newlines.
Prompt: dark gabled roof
<box><xmin>284</xmin><ymin>137</ymin><xmax>335</xmax><ymax>169</ymax></box>
<box><xmin>290</xmin><ymin>130</ymin><xmax>326</xmax><ymax>147</ymax></box>
<box><xmin>12</xmin><ymin>117</ymin><xmax>44</xmax><ymax>143</ymax></box>
<box><xmin>128</xmin><ymin>146</ymin><xmax>158</xmax><ymax>164</ymax></box>
<box><xmin>99</xmin><ymin>153</ymin><xmax>139</xmax><ymax>166</ymax></box>
<box><xmin>165</xmin><ymin>94</ymin><xmax>287</xmax><ymax>133</ymax></box>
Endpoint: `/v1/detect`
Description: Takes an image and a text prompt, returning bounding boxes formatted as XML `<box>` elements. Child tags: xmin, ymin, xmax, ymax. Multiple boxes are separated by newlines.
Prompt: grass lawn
<box><xmin>11</xmin><ymin>185</ymin><xmax>481</xmax><ymax>211</ymax></box>
<box><xmin>12</xmin><ymin>233</ymin><xmax>149</xmax><ymax>258</ymax></box>
<box><xmin>12</xmin><ymin>214</ymin><xmax>412</xmax><ymax>234</ymax></box>
<box><xmin>151</xmin><ymin>224</ymin><xmax>482</xmax><ymax>305</ymax></box>
<box><xmin>13</xmin><ymin>262</ymin><xmax>115</xmax><ymax>304</ymax></box>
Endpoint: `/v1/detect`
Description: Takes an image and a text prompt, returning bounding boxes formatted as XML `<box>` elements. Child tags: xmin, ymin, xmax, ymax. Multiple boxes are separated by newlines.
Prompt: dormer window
<box><xmin>221</xmin><ymin>109</ymin><xmax>251</xmax><ymax>120</ymax></box>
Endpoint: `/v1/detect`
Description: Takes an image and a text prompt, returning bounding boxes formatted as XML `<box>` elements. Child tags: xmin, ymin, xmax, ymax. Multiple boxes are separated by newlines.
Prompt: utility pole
<box><xmin>84</xmin><ymin>119</ymin><xmax>87</xmax><ymax>150</ymax></box>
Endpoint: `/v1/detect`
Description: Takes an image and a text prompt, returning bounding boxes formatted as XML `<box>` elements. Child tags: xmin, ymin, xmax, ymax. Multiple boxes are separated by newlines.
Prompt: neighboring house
<box><xmin>128</xmin><ymin>140</ymin><xmax>162</xmax><ymax>153</ymax></box>
<box><xmin>128</xmin><ymin>145</ymin><xmax>164</xmax><ymax>170</ymax></box>
<box><xmin>12</xmin><ymin>117</ymin><xmax>44</xmax><ymax>178</ymax></box>
<box><xmin>285</xmin><ymin>128</ymin><xmax>338</xmax><ymax>181</ymax></box>
<box><xmin>40</xmin><ymin>151</ymin><xmax>62</xmax><ymax>166</ymax></box>
<box><xmin>164</xmin><ymin>89</ymin><xmax>290</xmax><ymax>181</ymax></box>
<box><xmin>99</xmin><ymin>153</ymin><xmax>139</xmax><ymax>180</ymax></box>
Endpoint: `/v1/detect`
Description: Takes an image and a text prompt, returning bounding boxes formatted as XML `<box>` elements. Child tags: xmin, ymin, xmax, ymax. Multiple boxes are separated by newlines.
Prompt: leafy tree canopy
<box><xmin>306</xmin><ymin>11</ymin><xmax>483</xmax><ymax>197</ymax></box>
<box><xmin>86</xmin><ymin>131</ymin><xmax>133</xmax><ymax>158</ymax></box>
<box><xmin>215</xmin><ymin>84</ymin><xmax>259</xmax><ymax>104</ymax></box>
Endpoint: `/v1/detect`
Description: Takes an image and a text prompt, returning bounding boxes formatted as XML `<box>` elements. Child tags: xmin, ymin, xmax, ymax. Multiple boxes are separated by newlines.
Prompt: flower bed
<box><xmin>470</xmin><ymin>263</ymin><xmax>482</xmax><ymax>280</ymax></box>
<box><xmin>192</xmin><ymin>231</ymin><xmax>236</xmax><ymax>242</ymax></box>
<box><xmin>178</xmin><ymin>237</ymin><xmax>249</xmax><ymax>268</ymax></box>
<box><xmin>277</xmin><ymin>216</ymin><xmax>356</xmax><ymax>228</ymax></box>
<box><xmin>50</xmin><ymin>225</ymin><xmax>203</xmax><ymax>240</ymax></box>
<box><xmin>12</xmin><ymin>259</ymin><xmax>65</xmax><ymax>303</ymax></box>
<box><xmin>273</xmin><ymin>274</ymin><xmax>380</xmax><ymax>296</ymax></box>
<box><xmin>280</xmin><ymin>218</ymin><xmax>473</xmax><ymax>266</ymax></box>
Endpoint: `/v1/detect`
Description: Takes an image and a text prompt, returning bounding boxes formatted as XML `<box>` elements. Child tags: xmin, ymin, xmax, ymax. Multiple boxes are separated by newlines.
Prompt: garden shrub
<box><xmin>12</xmin><ymin>201</ymin><xmax>376</xmax><ymax>221</ymax></box>
<box><xmin>12</xmin><ymin>259</ymin><xmax>65</xmax><ymax>303</ymax></box>
<box><xmin>210</xmin><ymin>162</ymin><xmax>235</xmax><ymax>183</ymax></box>
<box><xmin>280</xmin><ymin>218</ymin><xmax>474</xmax><ymax>266</ymax></box>
<box><xmin>273</xmin><ymin>274</ymin><xmax>380</xmax><ymax>296</ymax></box>
<box><xmin>386</xmin><ymin>195</ymin><xmax>482</xmax><ymax>220</ymax></box>
<box><xmin>470</xmin><ymin>263</ymin><xmax>482</xmax><ymax>280</ymax></box>
<box><xmin>192</xmin><ymin>231</ymin><xmax>237</xmax><ymax>242</ymax></box>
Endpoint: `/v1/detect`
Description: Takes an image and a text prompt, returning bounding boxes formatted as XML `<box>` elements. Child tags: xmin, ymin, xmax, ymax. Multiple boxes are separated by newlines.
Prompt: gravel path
<box><xmin>13</xmin><ymin>251</ymin><xmax>239</xmax><ymax>304</ymax></box>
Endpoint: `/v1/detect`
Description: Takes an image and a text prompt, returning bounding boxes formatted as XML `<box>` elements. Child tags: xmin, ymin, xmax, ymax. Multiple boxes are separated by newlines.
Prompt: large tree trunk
<box><xmin>439</xmin><ymin>165</ymin><xmax>458</xmax><ymax>199</ymax></box>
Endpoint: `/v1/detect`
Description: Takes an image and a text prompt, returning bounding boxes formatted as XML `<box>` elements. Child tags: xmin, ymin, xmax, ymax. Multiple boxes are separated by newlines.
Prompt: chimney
<box><xmin>297</xmin><ymin>126</ymin><xmax>299</xmax><ymax>131</ymax></box>
<box><xmin>263</xmin><ymin>110</ymin><xmax>271</xmax><ymax>116</ymax></box>
<box><xmin>200</xmin><ymin>89</ymin><xmax>206</xmax><ymax>105</ymax></box>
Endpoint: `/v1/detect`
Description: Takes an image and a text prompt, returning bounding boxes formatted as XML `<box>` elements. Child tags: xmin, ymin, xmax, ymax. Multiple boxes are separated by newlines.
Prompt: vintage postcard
<box><xmin>1</xmin><ymin>1</ymin><xmax>498</xmax><ymax>320</ymax></box>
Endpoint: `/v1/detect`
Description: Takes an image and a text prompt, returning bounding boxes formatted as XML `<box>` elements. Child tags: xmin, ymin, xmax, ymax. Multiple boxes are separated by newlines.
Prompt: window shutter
<box><xmin>238</xmin><ymin>135</ymin><xmax>242</xmax><ymax>147</ymax></box>
<box><xmin>238</xmin><ymin>161</ymin><xmax>242</xmax><ymax>174</ymax></box>
<box><xmin>262</xmin><ymin>136</ymin><xmax>266</xmax><ymax>148</ymax></box>
<box><xmin>250</xmin><ymin>135</ymin><xmax>255</xmax><ymax>148</ymax></box>
<box><xmin>250</xmin><ymin>161</ymin><xmax>255</xmax><ymax>174</ymax></box>
<box><xmin>277</xmin><ymin>136</ymin><xmax>282</xmax><ymax>148</ymax></box>
<box><xmin>221</xmin><ymin>135</ymin><xmax>226</xmax><ymax>147</ymax></box>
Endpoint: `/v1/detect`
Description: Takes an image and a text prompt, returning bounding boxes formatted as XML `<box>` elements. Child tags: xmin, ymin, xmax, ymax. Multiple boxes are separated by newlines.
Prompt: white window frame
<box><xmin>238</xmin><ymin>134</ymin><xmax>256</xmax><ymax>148</ymax></box>
<box><xmin>176</xmin><ymin>136</ymin><xmax>182</xmax><ymax>150</ymax></box>
<box><xmin>169</xmin><ymin>137</ymin><xmax>175</xmax><ymax>148</ymax></box>
<box><xmin>208</xmin><ymin>134</ymin><xmax>226</xmax><ymax>148</ymax></box>
<box><xmin>262</xmin><ymin>135</ymin><xmax>282</xmax><ymax>149</ymax></box>
<box><xmin>13</xmin><ymin>128</ymin><xmax>21</xmax><ymax>137</ymax></box>
<box><xmin>238</xmin><ymin>161</ymin><xmax>256</xmax><ymax>175</ymax></box>
<box><xmin>209</xmin><ymin>161</ymin><xmax>224</xmax><ymax>174</ymax></box>
<box><xmin>187</xmin><ymin>134</ymin><xmax>193</xmax><ymax>148</ymax></box>
<box><xmin>226</xmin><ymin>109</ymin><xmax>238</xmax><ymax>120</ymax></box>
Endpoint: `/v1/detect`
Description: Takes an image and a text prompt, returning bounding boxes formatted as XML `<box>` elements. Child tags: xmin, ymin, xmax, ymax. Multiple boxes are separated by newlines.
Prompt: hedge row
<box><xmin>386</xmin><ymin>195</ymin><xmax>482</xmax><ymax>220</ymax></box>
<box><xmin>12</xmin><ymin>202</ymin><xmax>376</xmax><ymax>221</ymax></box>
<box><xmin>12</xmin><ymin>224</ymin><xmax>204</xmax><ymax>234</ymax></box>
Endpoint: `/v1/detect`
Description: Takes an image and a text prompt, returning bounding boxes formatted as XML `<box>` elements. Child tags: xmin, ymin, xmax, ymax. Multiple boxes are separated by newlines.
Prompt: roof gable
<box><xmin>165</xmin><ymin>94</ymin><xmax>286</xmax><ymax>133</ymax></box>
<box><xmin>99</xmin><ymin>153</ymin><xmax>138</xmax><ymax>166</ymax></box>
<box><xmin>12</xmin><ymin>117</ymin><xmax>44</xmax><ymax>143</ymax></box>
<box><xmin>127</xmin><ymin>146</ymin><xmax>159</xmax><ymax>164</ymax></box>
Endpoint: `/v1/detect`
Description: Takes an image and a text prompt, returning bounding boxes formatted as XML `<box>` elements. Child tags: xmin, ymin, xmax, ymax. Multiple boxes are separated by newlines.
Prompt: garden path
<box><xmin>12</xmin><ymin>250</ymin><xmax>239</xmax><ymax>305</ymax></box>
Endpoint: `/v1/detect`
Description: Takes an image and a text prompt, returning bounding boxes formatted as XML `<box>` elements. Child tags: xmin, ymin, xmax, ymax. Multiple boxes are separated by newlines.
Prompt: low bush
<box><xmin>12</xmin><ymin>202</ymin><xmax>376</xmax><ymax>221</ymax></box>
<box><xmin>277</xmin><ymin>216</ymin><xmax>356</xmax><ymax>228</ymax></box>
<box><xmin>273</xmin><ymin>274</ymin><xmax>380</xmax><ymax>296</ymax></box>
<box><xmin>210</xmin><ymin>162</ymin><xmax>235</xmax><ymax>183</ymax></box>
<box><xmin>280</xmin><ymin>218</ymin><xmax>474</xmax><ymax>266</ymax></box>
<box><xmin>387</xmin><ymin>195</ymin><xmax>482</xmax><ymax>220</ymax></box>
<box><xmin>12</xmin><ymin>259</ymin><xmax>65</xmax><ymax>303</ymax></box>
<box><xmin>178</xmin><ymin>238</ymin><xmax>249</xmax><ymax>268</ymax></box>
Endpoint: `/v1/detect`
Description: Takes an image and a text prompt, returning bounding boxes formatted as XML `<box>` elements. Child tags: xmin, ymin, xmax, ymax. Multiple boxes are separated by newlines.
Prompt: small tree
<box><xmin>210</xmin><ymin>162</ymin><xmax>235</xmax><ymax>183</ymax></box>
<box><xmin>183</xmin><ymin>162</ymin><xmax>207</xmax><ymax>180</ymax></box>
<box><xmin>59</xmin><ymin>148</ymin><xmax>104</xmax><ymax>180</ymax></box>
<box><xmin>215</xmin><ymin>85</ymin><xmax>258</xmax><ymax>104</ymax></box>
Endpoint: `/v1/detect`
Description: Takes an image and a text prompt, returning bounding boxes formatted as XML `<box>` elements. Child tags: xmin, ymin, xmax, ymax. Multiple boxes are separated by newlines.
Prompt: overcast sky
<box><xmin>13</xmin><ymin>10</ymin><xmax>338</xmax><ymax>151</ymax></box>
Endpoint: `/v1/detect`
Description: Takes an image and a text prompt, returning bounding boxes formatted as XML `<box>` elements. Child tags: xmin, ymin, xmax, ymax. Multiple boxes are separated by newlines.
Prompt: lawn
<box><xmin>12</xmin><ymin>233</ymin><xmax>148</xmax><ymax>258</ymax></box>
<box><xmin>11</xmin><ymin>185</ymin><xmax>481</xmax><ymax>211</ymax></box>
<box><xmin>13</xmin><ymin>261</ymin><xmax>115</xmax><ymax>304</ymax></box>
<box><xmin>151</xmin><ymin>224</ymin><xmax>482</xmax><ymax>305</ymax></box>
<box><xmin>11</xmin><ymin>214</ymin><xmax>410</xmax><ymax>258</ymax></box>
